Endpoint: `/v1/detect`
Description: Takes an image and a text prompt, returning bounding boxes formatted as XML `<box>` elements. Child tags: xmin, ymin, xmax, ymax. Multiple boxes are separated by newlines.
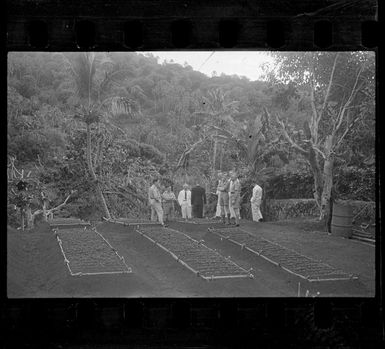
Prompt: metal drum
<box><xmin>331</xmin><ymin>204</ymin><xmax>353</xmax><ymax>238</ymax></box>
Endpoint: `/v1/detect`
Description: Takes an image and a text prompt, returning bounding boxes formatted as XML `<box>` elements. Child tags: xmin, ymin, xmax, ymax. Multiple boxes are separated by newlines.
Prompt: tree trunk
<box><xmin>261</xmin><ymin>183</ymin><xmax>268</xmax><ymax>222</ymax></box>
<box><xmin>213</xmin><ymin>132</ymin><xmax>218</xmax><ymax>171</ymax></box>
<box><xmin>20</xmin><ymin>209</ymin><xmax>25</xmax><ymax>231</ymax></box>
<box><xmin>25</xmin><ymin>206</ymin><xmax>33</xmax><ymax>229</ymax></box>
<box><xmin>86</xmin><ymin>124</ymin><xmax>111</xmax><ymax>219</ymax></box>
<box><xmin>307</xmin><ymin>148</ymin><xmax>323</xmax><ymax>215</ymax></box>
<box><xmin>42</xmin><ymin>200</ymin><xmax>48</xmax><ymax>222</ymax></box>
<box><xmin>320</xmin><ymin>135</ymin><xmax>334</xmax><ymax>230</ymax></box>
<box><xmin>219</xmin><ymin>142</ymin><xmax>224</xmax><ymax>170</ymax></box>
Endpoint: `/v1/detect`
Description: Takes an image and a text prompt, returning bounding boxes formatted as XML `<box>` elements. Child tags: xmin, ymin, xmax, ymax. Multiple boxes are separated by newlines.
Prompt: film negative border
<box><xmin>4</xmin><ymin>1</ymin><xmax>382</xmax><ymax>347</ymax></box>
<box><xmin>7</xmin><ymin>1</ymin><xmax>377</xmax><ymax>50</ymax></box>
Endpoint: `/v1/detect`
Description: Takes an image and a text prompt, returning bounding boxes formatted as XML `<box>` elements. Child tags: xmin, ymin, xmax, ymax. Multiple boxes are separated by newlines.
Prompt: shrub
<box><xmin>335</xmin><ymin>166</ymin><xmax>375</xmax><ymax>201</ymax></box>
<box><xmin>259</xmin><ymin>167</ymin><xmax>375</xmax><ymax>202</ymax></box>
<box><xmin>264</xmin><ymin>172</ymin><xmax>314</xmax><ymax>199</ymax></box>
<box><xmin>138</xmin><ymin>142</ymin><xmax>165</xmax><ymax>164</ymax></box>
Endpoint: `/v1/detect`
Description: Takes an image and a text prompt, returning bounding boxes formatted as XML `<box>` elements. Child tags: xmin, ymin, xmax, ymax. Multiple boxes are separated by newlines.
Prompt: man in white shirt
<box><xmin>250</xmin><ymin>183</ymin><xmax>263</xmax><ymax>222</ymax></box>
<box><xmin>178</xmin><ymin>183</ymin><xmax>192</xmax><ymax>221</ymax></box>
<box><xmin>217</xmin><ymin>171</ymin><xmax>231</xmax><ymax>224</ymax></box>
<box><xmin>228</xmin><ymin>171</ymin><xmax>241</xmax><ymax>226</ymax></box>
<box><xmin>214</xmin><ymin>189</ymin><xmax>222</xmax><ymax>218</ymax></box>
<box><xmin>148</xmin><ymin>178</ymin><xmax>167</xmax><ymax>227</ymax></box>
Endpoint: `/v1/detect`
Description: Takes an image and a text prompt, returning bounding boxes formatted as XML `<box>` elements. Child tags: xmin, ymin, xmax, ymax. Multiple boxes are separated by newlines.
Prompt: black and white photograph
<box><xmin>7</xmin><ymin>51</ymin><xmax>376</xmax><ymax>298</ymax></box>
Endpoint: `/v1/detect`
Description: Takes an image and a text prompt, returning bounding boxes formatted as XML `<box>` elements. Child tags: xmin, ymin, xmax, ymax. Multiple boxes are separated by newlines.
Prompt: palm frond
<box><xmin>126</xmin><ymin>84</ymin><xmax>147</xmax><ymax>100</ymax></box>
<box><xmin>97</xmin><ymin>53</ymin><xmax>114</xmax><ymax>69</ymax></box>
<box><xmin>64</xmin><ymin>53</ymin><xmax>97</xmax><ymax>104</ymax></box>
<box><xmin>97</xmin><ymin>67</ymin><xmax>136</xmax><ymax>100</ymax></box>
<box><xmin>224</xmin><ymin>101</ymin><xmax>240</xmax><ymax>109</ymax></box>
<box><xmin>108</xmin><ymin>96</ymin><xmax>141</xmax><ymax>117</ymax></box>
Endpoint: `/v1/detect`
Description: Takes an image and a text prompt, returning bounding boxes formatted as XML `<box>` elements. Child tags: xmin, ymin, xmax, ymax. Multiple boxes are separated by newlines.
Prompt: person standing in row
<box><xmin>191</xmin><ymin>183</ymin><xmax>207</xmax><ymax>218</ymax></box>
<box><xmin>148</xmin><ymin>178</ymin><xmax>167</xmax><ymax>227</ymax></box>
<box><xmin>162</xmin><ymin>185</ymin><xmax>176</xmax><ymax>223</ymax></box>
<box><xmin>178</xmin><ymin>183</ymin><xmax>192</xmax><ymax>221</ymax></box>
<box><xmin>214</xmin><ymin>188</ymin><xmax>222</xmax><ymax>219</ymax></box>
<box><xmin>217</xmin><ymin>171</ymin><xmax>231</xmax><ymax>224</ymax></box>
<box><xmin>213</xmin><ymin>171</ymin><xmax>222</xmax><ymax>219</ymax></box>
<box><xmin>229</xmin><ymin>171</ymin><xmax>241</xmax><ymax>226</ymax></box>
<box><xmin>250</xmin><ymin>182</ymin><xmax>263</xmax><ymax>222</ymax></box>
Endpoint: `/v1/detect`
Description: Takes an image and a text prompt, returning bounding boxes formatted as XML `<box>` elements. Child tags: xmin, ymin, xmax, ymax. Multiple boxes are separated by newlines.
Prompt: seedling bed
<box><xmin>136</xmin><ymin>226</ymin><xmax>253</xmax><ymax>280</ymax></box>
<box><xmin>48</xmin><ymin>217</ymin><xmax>91</xmax><ymax>228</ymax></box>
<box><xmin>209</xmin><ymin>227</ymin><xmax>357</xmax><ymax>282</ymax></box>
<box><xmin>54</xmin><ymin>227</ymin><xmax>132</xmax><ymax>276</ymax></box>
<box><xmin>175</xmin><ymin>218</ymin><xmax>224</xmax><ymax>225</ymax></box>
<box><xmin>104</xmin><ymin>217</ymin><xmax>160</xmax><ymax>226</ymax></box>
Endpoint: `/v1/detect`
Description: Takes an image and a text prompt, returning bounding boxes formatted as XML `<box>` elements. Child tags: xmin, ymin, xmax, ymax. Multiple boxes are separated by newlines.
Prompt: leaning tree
<box><xmin>263</xmin><ymin>52</ymin><xmax>375</xmax><ymax>227</ymax></box>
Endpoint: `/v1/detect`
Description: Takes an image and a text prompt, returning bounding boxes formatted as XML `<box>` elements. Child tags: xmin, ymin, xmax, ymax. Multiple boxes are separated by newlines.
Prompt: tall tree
<box><xmin>264</xmin><ymin>52</ymin><xmax>375</xmax><ymax>227</ymax></box>
<box><xmin>193</xmin><ymin>88</ymin><xmax>240</xmax><ymax>172</ymax></box>
<box><xmin>63</xmin><ymin>53</ymin><xmax>140</xmax><ymax>219</ymax></box>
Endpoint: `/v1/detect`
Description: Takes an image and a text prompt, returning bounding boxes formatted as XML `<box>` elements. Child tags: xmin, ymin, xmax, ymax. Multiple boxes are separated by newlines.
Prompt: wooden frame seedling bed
<box><xmin>208</xmin><ymin>227</ymin><xmax>358</xmax><ymax>282</ymax></box>
<box><xmin>53</xmin><ymin>227</ymin><xmax>132</xmax><ymax>276</ymax></box>
<box><xmin>175</xmin><ymin>218</ymin><xmax>224</xmax><ymax>225</ymax></box>
<box><xmin>136</xmin><ymin>226</ymin><xmax>253</xmax><ymax>281</ymax></box>
<box><xmin>49</xmin><ymin>218</ymin><xmax>91</xmax><ymax>229</ymax></box>
<box><xmin>103</xmin><ymin>217</ymin><xmax>160</xmax><ymax>226</ymax></box>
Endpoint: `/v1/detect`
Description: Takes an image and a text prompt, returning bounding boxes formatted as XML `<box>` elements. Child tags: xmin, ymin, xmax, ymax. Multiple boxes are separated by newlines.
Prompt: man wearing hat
<box><xmin>178</xmin><ymin>183</ymin><xmax>192</xmax><ymax>221</ymax></box>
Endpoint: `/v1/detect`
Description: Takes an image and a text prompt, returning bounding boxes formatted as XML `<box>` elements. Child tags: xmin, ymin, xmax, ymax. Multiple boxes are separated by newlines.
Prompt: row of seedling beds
<box><xmin>136</xmin><ymin>226</ymin><xmax>253</xmax><ymax>280</ymax></box>
<box><xmin>209</xmin><ymin>227</ymin><xmax>357</xmax><ymax>282</ymax></box>
<box><xmin>54</xmin><ymin>227</ymin><xmax>132</xmax><ymax>276</ymax></box>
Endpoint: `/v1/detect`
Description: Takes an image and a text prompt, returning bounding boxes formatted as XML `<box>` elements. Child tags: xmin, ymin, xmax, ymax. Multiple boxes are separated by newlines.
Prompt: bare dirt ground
<box><xmin>7</xmin><ymin>217</ymin><xmax>375</xmax><ymax>298</ymax></box>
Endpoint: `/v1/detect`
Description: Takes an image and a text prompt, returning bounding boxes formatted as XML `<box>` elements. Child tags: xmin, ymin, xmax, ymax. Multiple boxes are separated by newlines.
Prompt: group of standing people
<box><xmin>177</xmin><ymin>182</ymin><xmax>207</xmax><ymax>220</ymax></box>
<box><xmin>215</xmin><ymin>170</ymin><xmax>242</xmax><ymax>226</ymax></box>
<box><xmin>148</xmin><ymin>179</ymin><xmax>207</xmax><ymax>226</ymax></box>
<box><xmin>148</xmin><ymin>171</ymin><xmax>263</xmax><ymax>227</ymax></box>
<box><xmin>215</xmin><ymin>171</ymin><xmax>263</xmax><ymax>224</ymax></box>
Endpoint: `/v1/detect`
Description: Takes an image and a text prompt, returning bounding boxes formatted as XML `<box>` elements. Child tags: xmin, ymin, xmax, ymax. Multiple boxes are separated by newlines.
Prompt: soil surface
<box><xmin>7</xmin><ymin>218</ymin><xmax>375</xmax><ymax>298</ymax></box>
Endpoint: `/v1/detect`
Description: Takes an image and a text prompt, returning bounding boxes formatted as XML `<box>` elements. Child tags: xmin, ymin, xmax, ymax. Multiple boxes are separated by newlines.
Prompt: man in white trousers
<box><xmin>148</xmin><ymin>178</ymin><xmax>167</xmax><ymax>227</ymax></box>
<box><xmin>212</xmin><ymin>172</ymin><xmax>223</xmax><ymax>219</ymax></box>
<box><xmin>250</xmin><ymin>183</ymin><xmax>263</xmax><ymax>222</ymax></box>
<box><xmin>228</xmin><ymin>171</ymin><xmax>241</xmax><ymax>226</ymax></box>
<box><xmin>210</xmin><ymin>189</ymin><xmax>222</xmax><ymax>219</ymax></box>
<box><xmin>217</xmin><ymin>171</ymin><xmax>231</xmax><ymax>224</ymax></box>
<box><xmin>215</xmin><ymin>189</ymin><xmax>222</xmax><ymax>218</ymax></box>
<box><xmin>178</xmin><ymin>183</ymin><xmax>192</xmax><ymax>221</ymax></box>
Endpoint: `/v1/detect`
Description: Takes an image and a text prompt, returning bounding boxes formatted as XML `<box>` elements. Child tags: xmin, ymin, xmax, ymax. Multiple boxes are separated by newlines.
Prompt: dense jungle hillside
<box><xmin>7</xmin><ymin>52</ymin><xmax>375</xmax><ymax>227</ymax></box>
